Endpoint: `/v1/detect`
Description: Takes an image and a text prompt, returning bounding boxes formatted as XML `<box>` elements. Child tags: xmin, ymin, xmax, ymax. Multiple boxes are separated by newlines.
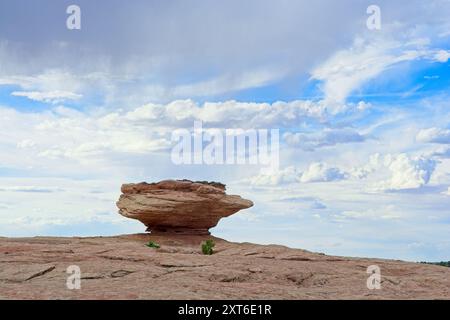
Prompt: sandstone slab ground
<box><xmin>1</xmin><ymin>234</ymin><xmax>449</xmax><ymax>300</ymax></box>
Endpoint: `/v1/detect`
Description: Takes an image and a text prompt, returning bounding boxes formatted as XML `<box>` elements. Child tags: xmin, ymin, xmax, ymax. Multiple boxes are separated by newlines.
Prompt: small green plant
<box><xmin>201</xmin><ymin>239</ymin><xmax>215</xmax><ymax>255</ymax></box>
<box><xmin>146</xmin><ymin>241</ymin><xmax>160</xmax><ymax>249</ymax></box>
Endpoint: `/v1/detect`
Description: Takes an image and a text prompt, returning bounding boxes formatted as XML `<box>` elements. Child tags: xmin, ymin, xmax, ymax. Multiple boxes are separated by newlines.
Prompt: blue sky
<box><xmin>0</xmin><ymin>0</ymin><xmax>450</xmax><ymax>261</ymax></box>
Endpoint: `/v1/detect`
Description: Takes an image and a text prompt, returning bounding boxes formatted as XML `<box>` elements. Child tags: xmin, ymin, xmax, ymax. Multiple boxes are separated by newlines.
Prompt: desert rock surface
<box><xmin>117</xmin><ymin>180</ymin><xmax>253</xmax><ymax>235</ymax></box>
<box><xmin>1</xmin><ymin>234</ymin><xmax>449</xmax><ymax>300</ymax></box>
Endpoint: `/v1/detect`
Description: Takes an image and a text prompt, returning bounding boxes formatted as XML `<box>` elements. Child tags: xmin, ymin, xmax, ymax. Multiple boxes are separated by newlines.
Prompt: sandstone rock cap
<box><xmin>117</xmin><ymin>180</ymin><xmax>253</xmax><ymax>235</ymax></box>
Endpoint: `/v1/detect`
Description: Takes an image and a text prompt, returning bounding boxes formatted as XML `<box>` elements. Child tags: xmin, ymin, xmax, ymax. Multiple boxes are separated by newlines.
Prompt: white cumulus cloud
<box><xmin>372</xmin><ymin>153</ymin><xmax>437</xmax><ymax>191</ymax></box>
<box><xmin>443</xmin><ymin>187</ymin><xmax>450</xmax><ymax>196</ymax></box>
<box><xmin>416</xmin><ymin>127</ymin><xmax>450</xmax><ymax>144</ymax></box>
<box><xmin>247</xmin><ymin>162</ymin><xmax>349</xmax><ymax>186</ymax></box>
<box><xmin>11</xmin><ymin>90</ymin><xmax>82</xmax><ymax>104</ymax></box>
<box><xmin>284</xmin><ymin>128</ymin><xmax>366</xmax><ymax>151</ymax></box>
<box><xmin>249</xmin><ymin>166</ymin><xmax>301</xmax><ymax>186</ymax></box>
<box><xmin>336</xmin><ymin>205</ymin><xmax>402</xmax><ymax>221</ymax></box>
<box><xmin>433</xmin><ymin>50</ymin><xmax>450</xmax><ymax>63</ymax></box>
<box><xmin>299</xmin><ymin>162</ymin><xmax>348</xmax><ymax>183</ymax></box>
<box><xmin>0</xmin><ymin>186</ymin><xmax>64</xmax><ymax>193</ymax></box>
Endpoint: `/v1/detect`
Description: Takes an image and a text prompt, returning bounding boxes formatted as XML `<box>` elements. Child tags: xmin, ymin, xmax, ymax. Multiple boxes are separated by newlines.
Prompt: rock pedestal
<box><xmin>116</xmin><ymin>180</ymin><xmax>253</xmax><ymax>235</ymax></box>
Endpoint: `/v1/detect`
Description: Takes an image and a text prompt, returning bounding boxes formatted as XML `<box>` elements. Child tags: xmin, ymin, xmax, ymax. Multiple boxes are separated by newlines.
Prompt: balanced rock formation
<box><xmin>116</xmin><ymin>180</ymin><xmax>253</xmax><ymax>235</ymax></box>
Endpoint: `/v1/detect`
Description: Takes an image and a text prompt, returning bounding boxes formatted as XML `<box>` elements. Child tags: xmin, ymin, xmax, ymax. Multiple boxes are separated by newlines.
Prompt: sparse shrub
<box><xmin>420</xmin><ymin>261</ymin><xmax>450</xmax><ymax>267</ymax></box>
<box><xmin>146</xmin><ymin>241</ymin><xmax>160</xmax><ymax>249</ymax></box>
<box><xmin>201</xmin><ymin>239</ymin><xmax>215</xmax><ymax>255</ymax></box>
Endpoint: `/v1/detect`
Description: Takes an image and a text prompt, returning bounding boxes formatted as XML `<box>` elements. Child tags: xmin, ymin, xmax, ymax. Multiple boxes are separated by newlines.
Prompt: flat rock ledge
<box><xmin>1</xmin><ymin>234</ymin><xmax>450</xmax><ymax>299</ymax></box>
<box><xmin>116</xmin><ymin>180</ymin><xmax>253</xmax><ymax>235</ymax></box>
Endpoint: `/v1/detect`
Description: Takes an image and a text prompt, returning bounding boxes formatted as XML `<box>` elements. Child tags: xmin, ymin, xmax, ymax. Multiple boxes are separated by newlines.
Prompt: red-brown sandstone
<box><xmin>1</xmin><ymin>234</ymin><xmax>449</xmax><ymax>300</ymax></box>
<box><xmin>116</xmin><ymin>180</ymin><xmax>253</xmax><ymax>235</ymax></box>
